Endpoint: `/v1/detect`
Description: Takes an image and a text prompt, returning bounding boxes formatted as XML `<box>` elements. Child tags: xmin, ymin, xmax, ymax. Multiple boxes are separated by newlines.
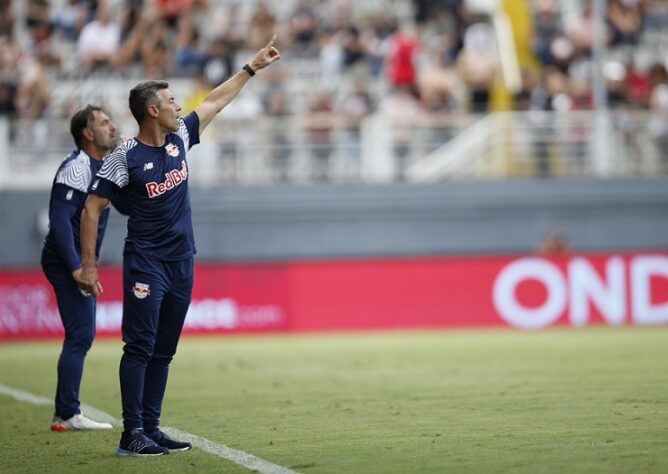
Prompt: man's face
<box><xmin>88</xmin><ymin>110</ymin><xmax>117</xmax><ymax>151</ymax></box>
<box><xmin>156</xmin><ymin>88</ymin><xmax>182</xmax><ymax>133</ymax></box>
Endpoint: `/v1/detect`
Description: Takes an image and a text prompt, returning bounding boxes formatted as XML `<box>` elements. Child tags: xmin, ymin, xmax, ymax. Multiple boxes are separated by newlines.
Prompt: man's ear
<box><xmin>148</xmin><ymin>104</ymin><xmax>159</xmax><ymax>119</ymax></box>
<box><xmin>82</xmin><ymin>127</ymin><xmax>94</xmax><ymax>142</ymax></box>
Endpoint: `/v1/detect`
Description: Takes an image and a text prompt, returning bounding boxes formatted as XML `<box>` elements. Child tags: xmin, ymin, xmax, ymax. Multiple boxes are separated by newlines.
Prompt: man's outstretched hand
<box><xmin>249</xmin><ymin>35</ymin><xmax>281</xmax><ymax>72</ymax></box>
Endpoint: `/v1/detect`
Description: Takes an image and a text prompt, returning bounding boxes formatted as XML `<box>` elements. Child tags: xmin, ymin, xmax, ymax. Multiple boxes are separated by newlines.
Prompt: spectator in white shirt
<box><xmin>77</xmin><ymin>1</ymin><xmax>120</xmax><ymax>72</ymax></box>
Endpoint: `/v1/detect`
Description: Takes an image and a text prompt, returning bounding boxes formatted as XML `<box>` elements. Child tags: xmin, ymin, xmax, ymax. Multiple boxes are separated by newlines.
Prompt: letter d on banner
<box><xmin>493</xmin><ymin>258</ymin><xmax>567</xmax><ymax>329</ymax></box>
<box><xmin>631</xmin><ymin>255</ymin><xmax>668</xmax><ymax>325</ymax></box>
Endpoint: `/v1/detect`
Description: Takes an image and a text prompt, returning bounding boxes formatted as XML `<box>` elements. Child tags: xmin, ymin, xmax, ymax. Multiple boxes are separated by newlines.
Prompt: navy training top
<box><xmin>91</xmin><ymin>112</ymin><xmax>200</xmax><ymax>260</ymax></box>
<box><xmin>42</xmin><ymin>150</ymin><xmax>110</xmax><ymax>271</ymax></box>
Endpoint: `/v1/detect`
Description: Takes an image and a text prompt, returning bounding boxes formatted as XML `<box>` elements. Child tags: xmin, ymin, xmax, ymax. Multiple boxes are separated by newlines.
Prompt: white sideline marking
<box><xmin>0</xmin><ymin>383</ymin><xmax>297</xmax><ymax>474</ymax></box>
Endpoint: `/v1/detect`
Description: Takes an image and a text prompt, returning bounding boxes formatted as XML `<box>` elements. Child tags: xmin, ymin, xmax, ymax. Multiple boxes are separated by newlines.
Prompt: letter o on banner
<box><xmin>493</xmin><ymin>258</ymin><xmax>567</xmax><ymax>329</ymax></box>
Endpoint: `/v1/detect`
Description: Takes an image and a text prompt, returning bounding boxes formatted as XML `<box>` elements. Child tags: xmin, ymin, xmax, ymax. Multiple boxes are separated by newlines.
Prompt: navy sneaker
<box><xmin>146</xmin><ymin>429</ymin><xmax>192</xmax><ymax>452</ymax></box>
<box><xmin>117</xmin><ymin>429</ymin><xmax>169</xmax><ymax>457</ymax></box>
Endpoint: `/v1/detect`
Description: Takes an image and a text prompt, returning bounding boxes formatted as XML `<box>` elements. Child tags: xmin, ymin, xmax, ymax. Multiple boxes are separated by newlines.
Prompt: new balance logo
<box><xmin>145</xmin><ymin>160</ymin><xmax>188</xmax><ymax>198</ymax></box>
<box><xmin>143</xmin><ymin>162</ymin><xmax>154</xmax><ymax>171</ymax></box>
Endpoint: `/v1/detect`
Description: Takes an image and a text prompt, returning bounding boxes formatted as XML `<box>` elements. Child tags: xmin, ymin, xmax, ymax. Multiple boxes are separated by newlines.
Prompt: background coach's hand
<box><xmin>76</xmin><ymin>267</ymin><xmax>104</xmax><ymax>297</ymax></box>
<box><xmin>249</xmin><ymin>35</ymin><xmax>281</xmax><ymax>72</ymax></box>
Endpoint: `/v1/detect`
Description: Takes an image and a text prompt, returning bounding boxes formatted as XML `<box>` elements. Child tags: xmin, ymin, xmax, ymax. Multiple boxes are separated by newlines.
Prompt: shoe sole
<box><xmin>167</xmin><ymin>446</ymin><xmax>192</xmax><ymax>452</ymax></box>
<box><xmin>116</xmin><ymin>448</ymin><xmax>169</xmax><ymax>457</ymax></box>
<box><xmin>51</xmin><ymin>424</ymin><xmax>112</xmax><ymax>431</ymax></box>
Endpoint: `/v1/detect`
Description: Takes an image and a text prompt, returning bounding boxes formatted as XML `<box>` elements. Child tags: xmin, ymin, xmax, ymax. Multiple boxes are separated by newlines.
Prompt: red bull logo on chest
<box><xmin>165</xmin><ymin>143</ymin><xmax>180</xmax><ymax>157</ymax></box>
<box><xmin>145</xmin><ymin>160</ymin><xmax>188</xmax><ymax>198</ymax></box>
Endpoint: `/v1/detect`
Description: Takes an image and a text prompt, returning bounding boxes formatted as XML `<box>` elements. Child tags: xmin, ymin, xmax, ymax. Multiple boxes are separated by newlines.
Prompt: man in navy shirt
<box><xmin>79</xmin><ymin>36</ymin><xmax>281</xmax><ymax>457</ymax></box>
<box><xmin>42</xmin><ymin>105</ymin><xmax>119</xmax><ymax>432</ymax></box>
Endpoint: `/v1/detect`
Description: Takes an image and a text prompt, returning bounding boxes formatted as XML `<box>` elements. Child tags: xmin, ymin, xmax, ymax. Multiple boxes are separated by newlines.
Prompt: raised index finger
<box><xmin>266</xmin><ymin>34</ymin><xmax>277</xmax><ymax>49</ymax></box>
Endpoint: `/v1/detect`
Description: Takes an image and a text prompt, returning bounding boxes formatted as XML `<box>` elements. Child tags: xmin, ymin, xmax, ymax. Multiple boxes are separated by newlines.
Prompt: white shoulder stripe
<box><xmin>177</xmin><ymin>118</ymin><xmax>190</xmax><ymax>150</ymax></box>
<box><xmin>97</xmin><ymin>139</ymin><xmax>137</xmax><ymax>188</ymax></box>
<box><xmin>55</xmin><ymin>150</ymin><xmax>91</xmax><ymax>193</ymax></box>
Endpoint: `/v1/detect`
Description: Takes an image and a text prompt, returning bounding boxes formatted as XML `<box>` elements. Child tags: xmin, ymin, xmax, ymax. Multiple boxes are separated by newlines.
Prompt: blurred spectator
<box><xmin>77</xmin><ymin>0</ymin><xmax>99</xmax><ymax>20</ymax></box>
<box><xmin>380</xmin><ymin>85</ymin><xmax>426</xmax><ymax>179</ymax></box>
<box><xmin>248</xmin><ymin>2</ymin><xmax>276</xmax><ymax>51</ymax></box>
<box><xmin>608</xmin><ymin>0</ymin><xmax>643</xmax><ymax>46</ymax></box>
<box><xmin>26</xmin><ymin>0</ymin><xmax>51</xmax><ymax>28</ymax></box>
<box><xmin>544</xmin><ymin>66</ymin><xmax>572</xmax><ymax>112</ymax></box>
<box><xmin>0</xmin><ymin>0</ymin><xmax>15</xmax><ymax>37</ymax></box>
<box><xmin>16</xmin><ymin>57</ymin><xmax>51</xmax><ymax>119</ymax></box>
<box><xmin>339</xmin><ymin>81</ymin><xmax>374</xmax><ymax>178</ymax></box>
<box><xmin>418</xmin><ymin>37</ymin><xmax>461</xmax><ymax>111</ymax></box>
<box><xmin>306</xmin><ymin>90</ymin><xmax>335</xmax><ymax>181</ymax></box>
<box><xmin>644</xmin><ymin>0</ymin><xmax>668</xmax><ymax>29</ymax></box>
<box><xmin>119</xmin><ymin>0</ymin><xmax>144</xmax><ymax>41</ymax></box>
<box><xmin>154</xmin><ymin>0</ymin><xmax>208</xmax><ymax>29</ymax></box>
<box><xmin>456</xmin><ymin>22</ymin><xmax>498</xmax><ymax>113</ymax></box>
<box><xmin>650</xmin><ymin>89</ymin><xmax>668</xmax><ymax>169</ymax></box>
<box><xmin>28</xmin><ymin>18</ymin><xmax>62</xmax><ymax>71</ymax></box>
<box><xmin>140</xmin><ymin>19</ymin><xmax>172</xmax><ymax>77</ymax></box>
<box><xmin>570</xmin><ymin>77</ymin><xmax>593</xmax><ymax>111</ymax></box>
<box><xmin>543</xmin><ymin>34</ymin><xmax>576</xmax><ymax>74</ymax></box>
<box><xmin>648</xmin><ymin>62</ymin><xmax>668</xmax><ymax>93</ymax></box>
<box><xmin>0</xmin><ymin>35</ymin><xmax>22</xmax><ymax>82</ymax></box>
<box><xmin>626</xmin><ymin>58</ymin><xmax>653</xmax><ymax>108</ymax></box>
<box><xmin>174</xmin><ymin>16</ymin><xmax>207</xmax><ymax>76</ymax></box>
<box><xmin>604</xmin><ymin>61</ymin><xmax>630</xmax><ymax>108</ymax></box>
<box><xmin>52</xmin><ymin>0</ymin><xmax>87</xmax><ymax>42</ymax></box>
<box><xmin>116</xmin><ymin>5</ymin><xmax>147</xmax><ymax>72</ymax></box>
<box><xmin>362</xmin><ymin>17</ymin><xmax>390</xmax><ymax>77</ymax></box>
<box><xmin>289</xmin><ymin>0</ymin><xmax>319</xmax><ymax>55</ymax></box>
<box><xmin>564</xmin><ymin>4</ymin><xmax>594</xmax><ymax>57</ymax></box>
<box><xmin>385</xmin><ymin>23</ymin><xmax>420</xmax><ymax>94</ymax></box>
<box><xmin>203</xmin><ymin>35</ymin><xmax>238</xmax><ymax>86</ymax></box>
<box><xmin>77</xmin><ymin>2</ymin><xmax>121</xmax><ymax>72</ymax></box>
<box><xmin>514</xmin><ymin>68</ymin><xmax>552</xmax><ymax>177</ymax></box>
<box><xmin>648</xmin><ymin>66</ymin><xmax>668</xmax><ymax>170</ymax></box>
<box><xmin>264</xmin><ymin>88</ymin><xmax>292</xmax><ymax>182</ymax></box>
<box><xmin>536</xmin><ymin>229</ymin><xmax>570</xmax><ymax>256</ymax></box>
<box><xmin>183</xmin><ymin>69</ymin><xmax>212</xmax><ymax>113</ymax></box>
<box><xmin>342</xmin><ymin>26</ymin><xmax>368</xmax><ymax>71</ymax></box>
<box><xmin>318</xmin><ymin>29</ymin><xmax>344</xmax><ymax>87</ymax></box>
<box><xmin>0</xmin><ymin>81</ymin><xmax>17</xmax><ymax>116</ymax></box>
<box><xmin>532</xmin><ymin>0</ymin><xmax>562</xmax><ymax>67</ymax></box>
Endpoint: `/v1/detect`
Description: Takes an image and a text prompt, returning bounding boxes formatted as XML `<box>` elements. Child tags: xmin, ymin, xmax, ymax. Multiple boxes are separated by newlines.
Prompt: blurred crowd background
<box><xmin>2</xmin><ymin>0</ymin><xmax>667</xmax><ymax>118</ymax></box>
<box><xmin>1</xmin><ymin>0</ymin><xmax>667</xmax><ymax>185</ymax></box>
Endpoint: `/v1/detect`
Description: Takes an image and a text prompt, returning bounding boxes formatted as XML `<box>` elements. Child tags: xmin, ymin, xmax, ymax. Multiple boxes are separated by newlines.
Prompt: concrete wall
<box><xmin>2</xmin><ymin>178</ymin><xmax>667</xmax><ymax>269</ymax></box>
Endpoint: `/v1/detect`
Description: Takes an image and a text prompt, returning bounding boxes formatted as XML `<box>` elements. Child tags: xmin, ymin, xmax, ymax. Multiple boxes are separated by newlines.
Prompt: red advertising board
<box><xmin>1</xmin><ymin>252</ymin><xmax>667</xmax><ymax>340</ymax></box>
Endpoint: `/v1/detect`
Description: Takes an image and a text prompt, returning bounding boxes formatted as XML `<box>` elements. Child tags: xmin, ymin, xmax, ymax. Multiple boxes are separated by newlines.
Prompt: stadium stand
<box><xmin>0</xmin><ymin>0</ymin><xmax>667</xmax><ymax>188</ymax></box>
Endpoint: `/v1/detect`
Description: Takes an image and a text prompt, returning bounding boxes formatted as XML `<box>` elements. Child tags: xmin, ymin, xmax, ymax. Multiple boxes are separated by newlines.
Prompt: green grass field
<box><xmin>1</xmin><ymin>327</ymin><xmax>667</xmax><ymax>474</ymax></box>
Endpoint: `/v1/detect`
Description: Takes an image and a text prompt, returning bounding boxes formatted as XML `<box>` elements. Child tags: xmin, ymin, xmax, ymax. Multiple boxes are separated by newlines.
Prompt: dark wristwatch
<box><xmin>242</xmin><ymin>64</ymin><xmax>256</xmax><ymax>77</ymax></box>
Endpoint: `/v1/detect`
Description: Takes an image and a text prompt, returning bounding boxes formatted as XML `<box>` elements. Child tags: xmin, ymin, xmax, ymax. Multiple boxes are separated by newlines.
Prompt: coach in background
<box><xmin>79</xmin><ymin>36</ymin><xmax>281</xmax><ymax>457</ymax></box>
<box><xmin>42</xmin><ymin>105</ymin><xmax>120</xmax><ymax>432</ymax></box>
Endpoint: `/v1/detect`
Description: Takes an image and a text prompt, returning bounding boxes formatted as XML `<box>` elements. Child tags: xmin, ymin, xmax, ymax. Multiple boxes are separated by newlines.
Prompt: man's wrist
<box><xmin>242</xmin><ymin>64</ymin><xmax>256</xmax><ymax>77</ymax></box>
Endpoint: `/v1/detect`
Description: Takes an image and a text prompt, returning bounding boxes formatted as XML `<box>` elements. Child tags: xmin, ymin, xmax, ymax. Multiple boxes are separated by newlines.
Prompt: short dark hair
<box><xmin>129</xmin><ymin>80</ymin><xmax>169</xmax><ymax>125</ymax></box>
<box><xmin>70</xmin><ymin>105</ymin><xmax>103</xmax><ymax>149</ymax></box>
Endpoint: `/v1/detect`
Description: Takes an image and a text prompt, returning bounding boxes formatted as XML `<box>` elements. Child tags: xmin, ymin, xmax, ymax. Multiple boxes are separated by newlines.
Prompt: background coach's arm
<box><xmin>79</xmin><ymin>194</ymin><xmax>110</xmax><ymax>297</ymax></box>
<box><xmin>195</xmin><ymin>34</ymin><xmax>281</xmax><ymax>134</ymax></box>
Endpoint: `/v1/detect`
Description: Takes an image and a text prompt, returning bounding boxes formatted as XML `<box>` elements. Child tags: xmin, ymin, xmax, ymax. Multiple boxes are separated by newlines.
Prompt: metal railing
<box><xmin>2</xmin><ymin>110</ymin><xmax>667</xmax><ymax>190</ymax></box>
<box><xmin>406</xmin><ymin>110</ymin><xmax>668</xmax><ymax>182</ymax></box>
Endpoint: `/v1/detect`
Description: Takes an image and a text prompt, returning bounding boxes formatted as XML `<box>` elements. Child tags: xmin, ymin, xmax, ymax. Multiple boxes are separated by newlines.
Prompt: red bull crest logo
<box><xmin>145</xmin><ymin>160</ymin><xmax>188</xmax><ymax>198</ymax></box>
<box><xmin>132</xmin><ymin>282</ymin><xmax>151</xmax><ymax>299</ymax></box>
<box><xmin>165</xmin><ymin>143</ymin><xmax>180</xmax><ymax>157</ymax></box>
